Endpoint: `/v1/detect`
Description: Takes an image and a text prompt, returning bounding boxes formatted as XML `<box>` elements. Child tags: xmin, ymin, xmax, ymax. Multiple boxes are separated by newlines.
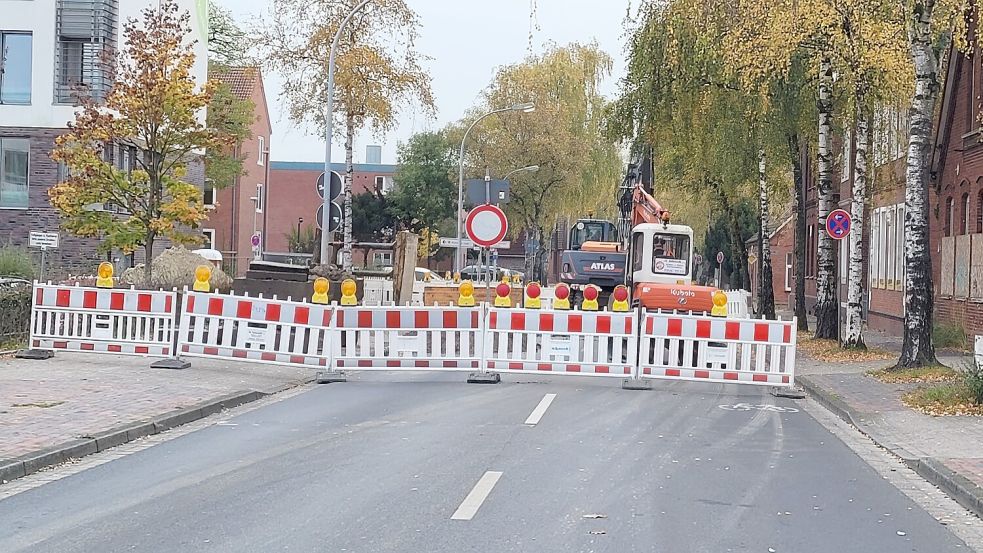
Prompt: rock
<box><xmin>120</xmin><ymin>246</ymin><xmax>233</xmax><ymax>291</ymax></box>
<box><xmin>309</xmin><ymin>264</ymin><xmax>353</xmax><ymax>281</ymax></box>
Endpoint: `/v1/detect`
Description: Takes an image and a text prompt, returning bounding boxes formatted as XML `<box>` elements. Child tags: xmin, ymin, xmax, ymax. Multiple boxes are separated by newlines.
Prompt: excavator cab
<box><xmin>569</xmin><ymin>219</ymin><xmax>619</xmax><ymax>251</ymax></box>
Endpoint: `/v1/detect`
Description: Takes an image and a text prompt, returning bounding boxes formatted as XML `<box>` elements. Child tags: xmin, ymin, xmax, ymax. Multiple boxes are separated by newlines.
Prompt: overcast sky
<box><xmin>217</xmin><ymin>0</ymin><xmax>633</xmax><ymax>165</ymax></box>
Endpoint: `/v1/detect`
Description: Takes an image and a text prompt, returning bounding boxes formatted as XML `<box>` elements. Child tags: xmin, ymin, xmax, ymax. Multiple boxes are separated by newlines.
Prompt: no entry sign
<box><xmin>826</xmin><ymin>209</ymin><xmax>852</xmax><ymax>240</ymax></box>
<box><xmin>465</xmin><ymin>204</ymin><xmax>508</xmax><ymax>248</ymax></box>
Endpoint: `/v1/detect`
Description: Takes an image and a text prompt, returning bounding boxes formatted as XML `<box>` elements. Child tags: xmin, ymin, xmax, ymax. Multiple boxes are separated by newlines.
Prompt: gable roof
<box><xmin>212</xmin><ymin>66</ymin><xmax>261</xmax><ymax>101</ymax></box>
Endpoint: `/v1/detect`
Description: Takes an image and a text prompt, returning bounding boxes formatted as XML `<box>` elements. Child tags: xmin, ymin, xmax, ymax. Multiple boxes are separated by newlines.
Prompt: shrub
<box><xmin>0</xmin><ymin>246</ymin><xmax>34</xmax><ymax>279</ymax></box>
<box><xmin>965</xmin><ymin>361</ymin><xmax>983</xmax><ymax>405</ymax></box>
<box><xmin>933</xmin><ymin>323</ymin><xmax>967</xmax><ymax>350</ymax></box>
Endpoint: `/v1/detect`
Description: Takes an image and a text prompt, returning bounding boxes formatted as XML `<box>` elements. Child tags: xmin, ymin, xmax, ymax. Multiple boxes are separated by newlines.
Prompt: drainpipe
<box><xmin>262</xmin><ymin>143</ymin><xmax>271</xmax><ymax>259</ymax></box>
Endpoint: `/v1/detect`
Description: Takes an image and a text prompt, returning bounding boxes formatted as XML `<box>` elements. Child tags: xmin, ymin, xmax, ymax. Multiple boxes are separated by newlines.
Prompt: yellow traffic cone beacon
<box><xmin>340</xmin><ymin>278</ymin><xmax>358</xmax><ymax>306</ymax></box>
<box><xmin>193</xmin><ymin>265</ymin><xmax>211</xmax><ymax>292</ymax></box>
<box><xmin>494</xmin><ymin>282</ymin><xmax>512</xmax><ymax>308</ymax></box>
<box><xmin>458</xmin><ymin>280</ymin><xmax>475</xmax><ymax>306</ymax></box>
<box><xmin>581</xmin><ymin>284</ymin><xmax>600</xmax><ymax>311</ymax></box>
<box><xmin>96</xmin><ymin>262</ymin><xmax>114</xmax><ymax>288</ymax></box>
<box><xmin>711</xmin><ymin>290</ymin><xmax>729</xmax><ymax>317</ymax></box>
<box><xmin>524</xmin><ymin>281</ymin><xmax>542</xmax><ymax>309</ymax></box>
<box><xmin>553</xmin><ymin>283</ymin><xmax>571</xmax><ymax>310</ymax></box>
<box><xmin>312</xmin><ymin>277</ymin><xmax>330</xmax><ymax>304</ymax></box>
<box><xmin>611</xmin><ymin>285</ymin><xmax>630</xmax><ymax>312</ymax></box>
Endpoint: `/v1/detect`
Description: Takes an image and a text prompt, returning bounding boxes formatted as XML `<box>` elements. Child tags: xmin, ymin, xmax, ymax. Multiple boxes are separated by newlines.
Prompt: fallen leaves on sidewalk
<box><xmin>797</xmin><ymin>336</ymin><xmax>895</xmax><ymax>363</ymax></box>
<box><xmin>868</xmin><ymin>366</ymin><xmax>960</xmax><ymax>384</ymax></box>
<box><xmin>11</xmin><ymin>400</ymin><xmax>65</xmax><ymax>408</ymax></box>
<box><xmin>902</xmin><ymin>384</ymin><xmax>983</xmax><ymax>416</ymax></box>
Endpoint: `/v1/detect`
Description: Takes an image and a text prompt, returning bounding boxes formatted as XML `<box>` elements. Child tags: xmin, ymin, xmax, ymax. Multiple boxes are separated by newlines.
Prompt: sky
<box><xmin>217</xmin><ymin>0</ymin><xmax>634</xmax><ymax>165</ymax></box>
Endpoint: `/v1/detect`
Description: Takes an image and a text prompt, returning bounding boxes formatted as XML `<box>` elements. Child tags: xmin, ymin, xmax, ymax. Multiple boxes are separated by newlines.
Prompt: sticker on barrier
<box><xmin>332</xmin><ymin>306</ymin><xmax>483</xmax><ymax>370</ymax></box>
<box><xmin>484</xmin><ymin>308</ymin><xmax>638</xmax><ymax>377</ymax></box>
<box><xmin>29</xmin><ymin>283</ymin><xmax>177</xmax><ymax>357</ymax></box>
<box><xmin>638</xmin><ymin>311</ymin><xmax>796</xmax><ymax>387</ymax></box>
<box><xmin>177</xmin><ymin>291</ymin><xmax>335</xmax><ymax>368</ymax></box>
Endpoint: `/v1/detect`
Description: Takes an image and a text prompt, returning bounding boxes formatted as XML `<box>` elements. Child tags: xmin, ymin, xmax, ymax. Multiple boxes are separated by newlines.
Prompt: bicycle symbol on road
<box><xmin>718</xmin><ymin>403</ymin><xmax>799</xmax><ymax>413</ymax></box>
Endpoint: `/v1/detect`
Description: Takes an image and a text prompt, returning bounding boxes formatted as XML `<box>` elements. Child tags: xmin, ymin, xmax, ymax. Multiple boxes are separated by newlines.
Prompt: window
<box><xmin>254</xmin><ymin>184</ymin><xmax>263</xmax><ymax>213</ymax></box>
<box><xmin>963</xmin><ymin>193</ymin><xmax>971</xmax><ymax>235</ymax></box>
<box><xmin>0</xmin><ymin>138</ymin><xmax>29</xmax><ymax>208</ymax></box>
<box><xmin>869</xmin><ymin>211</ymin><xmax>880</xmax><ymax>289</ymax></box>
<box><xmin>375</xmin><ymin>175</ymin><xmax>384</xmax><ymax>192</ymax></box>
<box><xmin>978</xmin><ymin>190</ymin><xmax>983</xmax><ymax>233</ymax></box>
<box><xmin>55</xmin><ymin>0</ymin><xmax>119</xmax><ymax>103</ymax></box>
<box><xmin>841</xmin><ymin>130</ymin><xmax>851</xmax><ymax>182</ymax></box>
<box><xmin>372</xmin><ymin>251</ymin><xmax>392</xmax><ymax>268</ymax></box>
<box><xmin>785</xmin><ymin>252</ymin><xmax>793</xmax><ymax>292</ymax></box>
<box><xmin>201</xmin><ymin>229</ymin><xmax>215</xmax><ymax>249</ymax></box>
<box><xmin>886</xmin><ymin>209</ymin><xmax>896</xmax><ymax>288</ymax></box>
<box><xmin>944</xmin><ymin>197</ymin><xmax>954</xmax><ymax>237</ymax></box>
<box><xmin>570</xmin><ymin>220</ymin><xmax>617</xmax><ymax>250</ymax></box>
<box><xmin>895</xmin><ymin>204</ymin><xmax>905</xmax><ymax>290</ymax></box>
<box><xmin>257</xmin><ymin>136</ymin><xmax>265</xmax><ymax>166</ymax></box>
<box><xmin>0</xmin><ymin>32</ymin><xmax>32</xmax><ymax>104</ymax></box>
<box><xmin>203</xmin><ymin>179</ymin><xmax>215</xmax><ymax>207</ymax></box>
<box><xmin>631</xmin><ymin>231</ymin><xmax>645</xmax><ymax>273</ymax></box>
<box><xmin>650</xmin><ymin>233</ymin><xmax>690</xmax><ymax>276</ymax></box>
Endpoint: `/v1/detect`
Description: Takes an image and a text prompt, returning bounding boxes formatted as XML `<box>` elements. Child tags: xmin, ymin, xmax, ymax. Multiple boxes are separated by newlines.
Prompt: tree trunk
<box><xmin>341</xmin><ymin>114</ymin><xmax>355</xmax><ymax>270</ymax></box>
<box><xmin>895</xmin><ymin>1</ymin><xmax>941</xmax><ymax>368</ymax></box>
<box><xmin>143</xmin><ymin>239</ymin><xmax>154</xmax><ymax>283</ymax></box>
<box><xmin>789</xmin><ymin>133</ymin><xmax>809</xmax><ymax>331</ymax></box>
<box><xmin>844</xmin><ymin>104</ymin><xmax>869</xmax><ymax>349</ymax></box>
<box><xmin>758</xmin><ymin>149</ymin><xmax>776</xmax><ymax>319</ymax></box>
<box><xmin>814</xmin><ymin>55</ymin><xmax>838</xmax><ymax>339</ymax></box>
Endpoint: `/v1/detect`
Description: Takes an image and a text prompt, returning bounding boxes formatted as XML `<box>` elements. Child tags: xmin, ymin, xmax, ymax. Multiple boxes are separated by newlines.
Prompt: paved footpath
<box><xmin>0</xmin><ymin>352</ymin><xmax>312</xmax><ymax>481</ymax></box>
<box><xmin>795</xmin><ymin>324</ymin><xmax>983</xmax><ymax>519</ymax></box>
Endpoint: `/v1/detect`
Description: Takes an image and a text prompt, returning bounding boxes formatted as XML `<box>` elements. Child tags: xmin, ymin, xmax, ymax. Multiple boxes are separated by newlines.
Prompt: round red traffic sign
<box><xmin>826</xmin><ymin>209</ymin><xmax>852</xmax><ymax>240</ymax></box>
<box><xmin>465</xmin><ymin>204</ymin><xmax>508</xmax><ymax>248</ymax></box>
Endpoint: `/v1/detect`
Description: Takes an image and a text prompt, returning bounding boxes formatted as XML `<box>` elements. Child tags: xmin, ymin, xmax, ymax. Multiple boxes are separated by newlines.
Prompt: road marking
<box><xmin>524</xmin><ymin>393</ymin><xmax>557</xmax><ymax>426</ymax></box>
<box><xmin>451</xmin><ymin>471</ymin><xmax>503</xmax><ymax>521</ymax></box>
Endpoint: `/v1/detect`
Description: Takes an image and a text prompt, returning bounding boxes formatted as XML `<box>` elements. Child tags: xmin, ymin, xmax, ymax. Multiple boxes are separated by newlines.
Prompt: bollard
<box><xmin>611</xmin><ymin>285</ymin><xmax>630</xmax><ymax>312</ymax></box>
<box><xmin>524</xmin><ymin>281</ymin><xmax>542</xmax><ymax>309</ymax></box>
<box><xmin>582</xmin><ymin>284</ymin><xmax>600</xmax><ymax>311</ymax></box>
<box><xmin>96</xmin><ymin>262</ymin><xmax>114</xmax><ymax>289</ymax></box>
<box><xmin>312</xmin><ymin>277</ymin><xmax>330</xmax><ymax>304</ymax></box>
<box><xmin>193</xmin><ymin>265</ymin><xmax>211</xmax><ymax>292</ymax></box>
<box><xmin>553</xmin><ymin>283</ymin><xmax>571</xmax><ymax>310</ymax></box>
<box><xmin>494</xmin><ymin>282</ymin><xmax>512</xmax><ymax>308</ymax></box>
<box><xmin>458</xmin><ymin>280</ymin><xmax>475</xmax><ymax>307</ymax></box>
<box><xmin>340</xmin><ymin>278</ymin><xmax>358</xmax><ymax>306</ymax></box>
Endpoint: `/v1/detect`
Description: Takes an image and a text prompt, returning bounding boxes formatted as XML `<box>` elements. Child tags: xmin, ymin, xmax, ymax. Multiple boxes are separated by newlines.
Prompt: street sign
<box><xmin>439</xmin><ymin>237</ymin><xmax>511</xmax><ymax>249</ymax></box>
<box><xmin>250</xmin><ymin>233</ymin><xmax>261</xmax><ymax>248</ymax></box>
<box><xmin>465</xmin><ymin>179</ymin><xmax>510</xmax><ymax>206</ymax></box>
<box><xmin>748</xmin><ymin>253</ymin><xmax>758</xmax><ymax>266</ymax></box>
<box><xmin>465</xmin><ymin>204</ymin><xmax>508</xmax><ymax>248</ymax></box>
<box><xmin>694</xmin><ymin>253</ymin><xmax>704</xmax><ymax>265</ymax></box>
<box><xmin>29</xmin><ymin>231</ymin><xmax>59</xmax><ymax>249</ymax></box>
<box><xmin>716</xmin><ymin>251</ymin><xmax>725</xmax><ymax>265</ymax></box>
<box><xmin>826</xmin><ymin>208</ymin><xmax>852</xmax><ymax>240</ymax></box>
<box><xmin>316</xmin><ymin>202</ymin><xmax>343</xmax><ymax>232</ymax></box>
<box><xmin>316</xmin><ymin>171</ymin><xmax>343</xmax><ymax>200</ymax></box>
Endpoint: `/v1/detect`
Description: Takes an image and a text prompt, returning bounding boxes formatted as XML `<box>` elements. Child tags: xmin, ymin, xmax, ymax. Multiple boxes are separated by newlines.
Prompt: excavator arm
<box><xmin>631</xmin><ymin>185</ymin><xmax>668</xmax><ymax>227</ymax></box>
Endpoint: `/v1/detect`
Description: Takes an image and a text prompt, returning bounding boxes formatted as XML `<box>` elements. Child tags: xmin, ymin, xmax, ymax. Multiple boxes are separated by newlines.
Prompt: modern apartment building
<box><xmin>0</xmin><ymin>0</ymin><xmax>208</xmax><ymax>274</ymax></box>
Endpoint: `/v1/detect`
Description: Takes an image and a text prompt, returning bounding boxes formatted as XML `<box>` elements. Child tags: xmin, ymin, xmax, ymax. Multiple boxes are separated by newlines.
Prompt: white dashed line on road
<box><xmin>524</xmin><ymin>393</ymin><xmax>557</xmax><ymax>426</ymax></box>
<box><xmin>451</xmin><ymin>471</ymin><xmax>503</xmax><ymax>521</ymax></box>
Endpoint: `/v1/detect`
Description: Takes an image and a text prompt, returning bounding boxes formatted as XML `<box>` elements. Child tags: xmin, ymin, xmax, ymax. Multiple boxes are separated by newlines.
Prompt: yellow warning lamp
<box><xmin>512</xmin><ymin>273</ymin><xmax>521</xmax><ymax>284</ymax></box>
<box><xmin>445</xmin><ymin>271</ymin><xmax>452</xmax><ymax>281</ymax></box>
<box><xmin>458</xmin><ymin>280</ymin><xmax>475</xmax><ymax>307</ymax></box>
<box><xmin>711</xmin><ymin>290</ymin><xmax>729</xmax><ymax>317</ymax></box>
<box><xmin>612</xmin><ymin>285</ymin><xmax>631</xmax><ymax>312</ymax></box>
<box><xmin>340</xmin><ymin>278</ymin><xmax>358</xmax><ymax>306</ymax></box>
<box><xmin>312</xmin><ymin>277</ymin><xmax>330</xmax><ymax>305</ymax></box>
<box><xmin>453</xmin><ymin>271</ymin><xmax>461</xmax><ymax>283</ymax></box>
<box><xmin>581</xmin><ymin>284</ymin><xmax>600</xmax><ymax>311</ymax></box>
<box><xmin>553</xmin><ymin>283</ymin><xmax>571</xmax><ymax>310</ymax></box>
<box><xmin>193</xmin><ymin>265</ymin><xmax>211</xmax><ymax>292</ymax></box>
<box><xmin>494</xmin><ymin>282</ymin><xmax>512</xmax><ymax>308</ymax></box>
<box><xmin>524</xmin><ymin>281</ymin><xmax>542</xmax><ymax>309</ymax></box>
<box><xmin>96</xmin><ymin>262</ymin><xmax>114</xmax><ymax>289</ymax></box>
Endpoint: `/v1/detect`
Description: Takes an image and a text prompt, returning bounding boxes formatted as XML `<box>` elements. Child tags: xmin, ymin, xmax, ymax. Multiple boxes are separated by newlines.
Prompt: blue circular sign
<box><xmin>826</xmin><ymin>209</ymin><xmax>852</xmax><ymax>240</ymax></box>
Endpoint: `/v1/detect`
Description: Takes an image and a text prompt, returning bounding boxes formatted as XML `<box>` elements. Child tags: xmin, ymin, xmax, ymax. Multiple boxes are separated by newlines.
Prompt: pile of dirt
<box><xmin>120</xmin><ymin>246</ymin><xmax>233</xmax><ymax>291</ymax></box>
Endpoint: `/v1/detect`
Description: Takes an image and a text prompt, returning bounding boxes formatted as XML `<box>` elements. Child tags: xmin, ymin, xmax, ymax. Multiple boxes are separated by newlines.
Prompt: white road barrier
<box><xmin>29</xmin><ymin>283</ymin><xmax>177</xmax><ymax>357</ymax></box>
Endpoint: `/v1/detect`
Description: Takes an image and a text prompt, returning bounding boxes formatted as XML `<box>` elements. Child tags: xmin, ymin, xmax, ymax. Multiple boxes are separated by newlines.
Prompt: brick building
<box><xmin>0</xmin><ymin>0</ymin><xmax>208</xmax><ymax>275</ymax></box>
<box><xmin>202</xmin><ymin>67</ymin><xmax>272</xmax><ymax>277</ymax></box>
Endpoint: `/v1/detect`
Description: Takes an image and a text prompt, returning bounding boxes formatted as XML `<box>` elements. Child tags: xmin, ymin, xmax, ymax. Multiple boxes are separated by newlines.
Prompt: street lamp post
<box><xmin>320</xmin><ymin>0</ymin><xmax>373</xmax><ymax>266</ymax></box>
<box><xmin>503</xmin><ymin>165</ymin><xmax>540</xmax><ymax>182</ymax></box>
<box><xmin>297</xmin><ymin>217</ymin><xmax>303</xmax><ymax>246</ymax></box>
<box><xmin>455</xmin><ymin>102</ymin><xmax>535</xmax><ymax>273</ymax></box>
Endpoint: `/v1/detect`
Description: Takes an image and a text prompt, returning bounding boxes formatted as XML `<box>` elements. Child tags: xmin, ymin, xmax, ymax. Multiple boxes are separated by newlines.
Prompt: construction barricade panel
<box><xmin>638</xmin><ymin>311</ymin><xmax>797</xmax><ymax>387</ymax></box>
<box><xmin>484</xmin><ymin>309</ymin><xmax>638</xmax><ymax>377</ymax></box>
<box><xmin>178</xmin><ymin>291</ymin><xmax>334</xmax><ymax>368</ymax></box>
<box><xmin>30</xmin><ymin>283</ymin><xmax>177</xmax><ymax>357</ymax></box>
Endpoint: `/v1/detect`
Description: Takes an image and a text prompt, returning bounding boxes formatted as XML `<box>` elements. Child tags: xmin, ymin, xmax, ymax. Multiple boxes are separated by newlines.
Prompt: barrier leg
<box><xmin>151</xmin><ymin>290</ymin><xmax>190</xmax><ymax>369</ymax></box>
<box><xmin>316</xmin><ymin>310</ymin><xmax>346</xmax><ymax>384</ymax></box>
<box><xmin>15</xmin><ymin>348</ymin><xmax>54</xmax><ymax>360</ymax></box>
<box><xmin>467</xmin><ymin>303</ymin><xmax>499</xmax><ymax>384</ymax></box>
<box><xmin>622</xmin><ymin>304</ymin><xmax>651</xmax><ymax>391</ymax></box>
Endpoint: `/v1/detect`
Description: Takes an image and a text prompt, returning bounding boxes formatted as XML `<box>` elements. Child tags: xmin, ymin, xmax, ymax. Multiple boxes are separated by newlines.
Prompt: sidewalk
<box><xmin>793</xmin><ymin>320</ymin><xmax>983</xmax><ymax>518</ymax></box>
<box><xmin>0</xmin><ymin>352</ymin><xmax>312</xmax><ymax>483</ymax></box>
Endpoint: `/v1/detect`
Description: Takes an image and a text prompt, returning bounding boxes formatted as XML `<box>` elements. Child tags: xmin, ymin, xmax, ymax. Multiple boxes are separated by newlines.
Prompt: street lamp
<box><xmin>456</xmin><ymin>102</ymin><xmax>535</xmax><ymax>272</ymax></box>
<box><xmin>297</xmin><ymin>217</ymin><xmax>304</xmax><ymax>246</ymax></box>
<box><xmin>320</xmin><ymin>0</ymin><xmax>373</xmax><ymax>267</ymax></box>
<box><xmin>503</xmin><ymin>165</ymin><xmax>540</xmax><ymax>181</ymax></box>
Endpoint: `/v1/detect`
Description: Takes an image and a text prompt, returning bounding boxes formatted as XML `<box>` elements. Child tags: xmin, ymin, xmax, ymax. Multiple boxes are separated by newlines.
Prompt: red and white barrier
<box><xmin>332</xmin><ymin>306</ymin><xmax>483</xmax><ymax>370</ymax></box>
<box><xmin>483</xmin><ymin>309</ymin><xmax>638</xmax><ymax>377</ymax></box>
<box><xmin>638</xmin><ymin>311</ymin><xmax>796</xmax><ymax>387</ymax></box>
<box><xmin>29</xmin><ymin>283</ymin><xmax>177</xmax><ymax>357</ymax></box>
<box><xmin>177</xmin><ymin>291</ymin><xmax>335</xmax><ymax>368</ymax></box>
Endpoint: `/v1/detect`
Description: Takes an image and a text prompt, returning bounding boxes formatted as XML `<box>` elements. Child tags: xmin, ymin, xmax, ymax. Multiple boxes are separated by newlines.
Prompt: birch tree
<box><xmin>258</xmin><ymin>0</ymin><xmax>434</xmax><ymax>270</ymax></box>
<box><xmin>758</xmin><ymin>149</ymin><xmax>776</xmax><ymax>319</ymax></box>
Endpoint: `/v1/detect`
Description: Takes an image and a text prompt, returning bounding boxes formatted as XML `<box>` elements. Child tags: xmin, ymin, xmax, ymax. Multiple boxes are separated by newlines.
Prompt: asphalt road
<box><xmin>0</xmin><ymin>373</ymin><xmax>973</xmax><ymax>552</ymax></box>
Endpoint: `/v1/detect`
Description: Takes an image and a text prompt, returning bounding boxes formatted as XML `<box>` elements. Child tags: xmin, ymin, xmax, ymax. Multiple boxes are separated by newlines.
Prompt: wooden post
<box><xmin>392</xmin><ymin>231</ymin><xmax>419</xmax><ymax>305</ymax></box>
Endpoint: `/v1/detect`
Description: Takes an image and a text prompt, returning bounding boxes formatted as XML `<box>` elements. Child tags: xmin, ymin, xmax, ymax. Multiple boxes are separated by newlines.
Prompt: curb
<box><xmin>0</xmin><ymin>384</ymin><xmax>302</xmax><ymax>486</ymax></box>
<box><xmin>799</xmin><ymin>375</ymin><xmax>983</xmax><ymax>519</ymax></box>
